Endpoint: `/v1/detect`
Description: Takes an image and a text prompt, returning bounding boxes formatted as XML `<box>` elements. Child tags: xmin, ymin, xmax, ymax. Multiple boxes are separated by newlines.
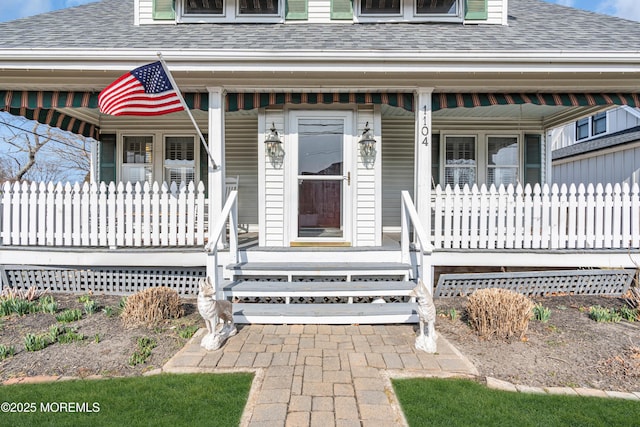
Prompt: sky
<box><xmin>0</xmin><ymin>0</ymin><xmax>639</xmax><ymax>22</ymax></box>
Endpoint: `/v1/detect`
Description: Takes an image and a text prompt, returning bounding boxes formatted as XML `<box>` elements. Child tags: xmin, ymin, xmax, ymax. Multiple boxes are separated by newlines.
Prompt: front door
<box><xmin>289</xmin><ymin>111</ymin><xmax>353</xmax><ymax>245</ymax></box>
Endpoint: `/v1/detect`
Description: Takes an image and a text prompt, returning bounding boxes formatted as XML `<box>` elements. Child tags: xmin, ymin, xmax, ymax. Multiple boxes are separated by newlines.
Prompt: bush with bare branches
<box><xmin>466</xmin><ymin>288</ymin><xmax>534</xmax><ymax>340</ymax></box>
<box><xmin>120</xmin><ymin>287</ymin><xmax>184</xmax><ymax>328</ymax></box>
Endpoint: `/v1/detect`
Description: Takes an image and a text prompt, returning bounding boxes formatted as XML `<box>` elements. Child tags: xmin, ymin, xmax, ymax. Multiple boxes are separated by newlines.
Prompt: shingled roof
<box><xmin>0</xmin><ymin>0</ymin><xmax>640</xmax><ymax>52</ymax></box>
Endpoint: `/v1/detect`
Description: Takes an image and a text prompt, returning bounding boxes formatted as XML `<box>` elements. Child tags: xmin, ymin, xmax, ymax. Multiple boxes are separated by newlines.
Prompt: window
<box><xmin>122</xmin><ymin>136</ymin><xmax>153</xmax><ymax>185</ymax></box>
<box><xmin>444</xmin><ymin>136</ymin><xmax>476</xmax><ymax>187</ymax></box>
<box><xmin>358</xmin><ymin>0</ymin><xmax>461</xmax><ymax>20</ymax></box>
<box><xmin>178</xmin><ymin>0</ymin><xmax>281</xmax><ymax>20</ymax></box>
<box><xmin>184</xmin><ymin>0</ymin><xmax>223</xmax><ymax>15</ymax></box>
<box><xmin>487</xmin><ymin>136</ymin><xmax>518</xmax><ymax>187</ymax></box>
<box><xmin>165</xmin><ymin>136</ymin><xmax>196</xmax><ymax>184</ymax></box>
<box><xmin>416</xmin><ymin>0</ymin><xmax>457</xmax><ymax>15</ymax></box>
<box><xmin>592</xmin><ymin>111</ymin><xmax>606</xmax><ymax>136</ymax></box>
<box><xmin>576</xmin><ymin>111</ymin><xmax>607</xmax><ymax>141</ymax></box>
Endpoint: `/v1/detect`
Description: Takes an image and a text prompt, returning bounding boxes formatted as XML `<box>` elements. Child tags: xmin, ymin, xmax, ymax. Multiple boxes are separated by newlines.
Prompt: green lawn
<box><xmin>393</xmin><ymin>378</ymin><xmax>639</xmax><ymax>427</ymax></box>
<box><xmin>0</xmin><ymin>373</ymin><xmax>253</xmax><ymax>427</ymax></box>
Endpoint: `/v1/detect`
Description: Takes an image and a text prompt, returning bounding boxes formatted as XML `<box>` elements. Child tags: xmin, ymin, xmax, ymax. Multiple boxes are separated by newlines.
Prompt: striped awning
<box><xmin>3</xmin><ymin>90</ymin><xmax>640</xmax><ymax>138</ymax></box>
<box><xmin>1</xmin><ymin>90</ymin><xmax>100</xmax><ymax>139</ymax></box>
<box><xmin>432</xmin><ymin>92</ymin><xmax>640</xmax><ymax>111</ymax></box>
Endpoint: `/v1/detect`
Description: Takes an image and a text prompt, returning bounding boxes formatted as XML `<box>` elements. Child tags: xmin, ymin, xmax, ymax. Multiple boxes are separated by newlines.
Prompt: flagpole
<box><xmin>156</xmin><ymin>52</ymin><xmax>218</xmax><ymax>170</ymax></box>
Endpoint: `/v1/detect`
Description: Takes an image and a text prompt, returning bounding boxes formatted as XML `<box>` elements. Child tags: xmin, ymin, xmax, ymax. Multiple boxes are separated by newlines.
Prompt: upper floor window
<box><xmin>576</xmin><ymin>111</ymin><xmax>607</xmax><ymax>141</ymax></box>
<box><xmin>358</xmin><ymin>0</ymin><xmax>461</xmax><ymax>21</ymax></box>
<box><xmin>178</xmin><ymin>0</ymin><xmax>281</xmax><ymax>22</ymax></box>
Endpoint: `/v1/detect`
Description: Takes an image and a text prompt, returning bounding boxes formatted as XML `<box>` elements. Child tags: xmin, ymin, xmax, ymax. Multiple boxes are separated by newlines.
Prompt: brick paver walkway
<box><xmin>163</xmin><ymin>324</ymin><xmax>478</xmax><ymax>427</ymax></box>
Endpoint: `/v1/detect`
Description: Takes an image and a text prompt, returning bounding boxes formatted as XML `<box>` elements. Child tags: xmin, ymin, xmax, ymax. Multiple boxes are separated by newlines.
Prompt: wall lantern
<box><xmin>358</xmin><ymin>122</ymin><xmax>377</xmax><ymax>167</ymax></box>
<box><xmin>264</xmin><ymin>122</ymin><xmax>284</xmax><ymax>168</ymax></box>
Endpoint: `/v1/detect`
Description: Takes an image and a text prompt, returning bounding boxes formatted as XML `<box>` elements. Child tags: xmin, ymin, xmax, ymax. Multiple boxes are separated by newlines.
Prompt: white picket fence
<box><xmin>0</xmin><ymin>181</ymin><xmax>207</xmax><ymax>247</ymax></box>
<box><xmin>432</xmin><ymin>183</ymin><xmax>640</xmax><ymax>250</ymax></box>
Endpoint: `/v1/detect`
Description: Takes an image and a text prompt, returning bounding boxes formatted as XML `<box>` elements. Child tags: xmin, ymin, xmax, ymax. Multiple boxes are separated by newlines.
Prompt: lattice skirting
<box><xmin>435</xmin><ymin>269</ymin><xmax>636</xmax><ymax>297</ymax></box>
<box><xmin>0</xmin><ymin>265</ymin><xmax>206</xmax><ymax>297</ymax></box>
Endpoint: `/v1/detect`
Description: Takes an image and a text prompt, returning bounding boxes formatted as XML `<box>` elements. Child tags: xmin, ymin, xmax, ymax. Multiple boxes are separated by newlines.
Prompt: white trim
<box><xmin>355</xmin><ymin>0</ymin><xmax>463</xmax><ymax>23</ymax></box>
<box><xmin>176</xmin><ymin>0</ymin><xmax>285</xmax><ymax>23</ymax></box>
<box><xmin>415</xmin><ymin>88</ymin><xmax>433</xmax><ymax>233</ymax></box>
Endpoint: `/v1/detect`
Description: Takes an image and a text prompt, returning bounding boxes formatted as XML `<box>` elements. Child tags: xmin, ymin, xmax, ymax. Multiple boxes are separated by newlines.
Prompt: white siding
<box><xmin>138</xmin><ymin>0</ymin><xmax>169</xmax><ymax>25</ymax></box>
<box><xmin>381</xmin><ymin>117</ymin><xmax>414</xmax><ymax>229</ymax></box>
<box><xmin>553</xmin><ymin>143</ymin><xmax>640</xmax><ymax>187</ymax></box>
<box><xmin>354</xmin><ymin>108</ymin><xmax>379</xmax><ymax>246</ymax></box>
<box><xmin>308</xmin><ymin>0</ymin><xmax>331</xmax><ymax>22</ymax></box>
<box><xmin>486</xmin><ymin>0</ymin><xmax>506</xmax><ymax>25</ymax></box>
<box><xmin>225</xmin><ymin>115</ymin><xmax>259</xmax><ymax>228</ymax></box>
<box><xmin>261</xmin><ymin>110</ymin><xmax>286</xmax><ymax>247</ymax></box>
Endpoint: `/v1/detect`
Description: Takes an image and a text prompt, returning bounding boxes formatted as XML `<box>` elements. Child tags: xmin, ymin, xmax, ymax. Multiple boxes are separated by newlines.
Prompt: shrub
<box><xmin>466</xmin><ymin>288</ymin><xmax>534</xmax><ymax>340</ymax></box>
<box><xmin>55</xmin><ymin>309</ymin><xmax>83</xmax><ymax>323</ymax></box>
<box><xmin>121</xmin><ymin>287</ymin><xmax>184</xmax><ymax>328</ymax></box>
<box><xmin>0</xmin><ymin>344</ymin><xmax>16</xmax><ymax>360</ymax></box>
<box><xmin>533</xmin><ymin>303</ymin><xmax>551</xmax><ymax>323</ymax></box>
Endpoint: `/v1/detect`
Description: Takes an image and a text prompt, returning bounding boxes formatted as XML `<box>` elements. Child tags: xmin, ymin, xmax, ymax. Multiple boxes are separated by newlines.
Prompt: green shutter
<box><xmin>524</xmin><ymin>134</ymin><xmax>542</xmax><ymax>185</ymax></box>
<box><xmin>153</xmin><ymin>0</ymin><xmax>175</xmax><ymax>20</ymax></box>
<box><xmin>286</xmin><ymin>0</ymin><xmax>308</xmax><ymax>20</ymax></box>
<box><xmin>465</xmin><ymin>0</ymin><xmax>487</xmax><ymax>20</ymax></box>
<box><xmin>331</xmin><ymin>0</ymin><xmax>353</xmax><ymax>20</ymax></box>
<box><xmin>99</xmin><ymin>134</ymin><xmax>117</xmax><ymax>184</ymax></box>
<box><xmin>431</xmin><ymin>134</ymin><xmax>440</xmax><ymax>188</ymax></box>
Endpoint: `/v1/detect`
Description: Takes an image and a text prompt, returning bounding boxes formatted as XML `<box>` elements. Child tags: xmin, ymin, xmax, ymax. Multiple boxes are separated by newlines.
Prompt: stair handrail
<box><xmin>401</xmin><ymin>191</ymin><xmax>434</xmax><ymax>290</ymax></box>
<box><xmin>205</xmin><ymin>190</ymin><xmax>238</xmax><ymax>299</ymax></box>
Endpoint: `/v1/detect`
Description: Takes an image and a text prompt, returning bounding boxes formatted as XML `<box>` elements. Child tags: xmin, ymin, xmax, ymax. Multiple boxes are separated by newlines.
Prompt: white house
<box><xmin>0</xmin><ymin>0</ymin><xmax>639</xmax><ymax>324</ymax></box>
<box><xmin>552</xmin><ymin>106</ymin><xmax>640</xmax><ymax>186</ymax></box>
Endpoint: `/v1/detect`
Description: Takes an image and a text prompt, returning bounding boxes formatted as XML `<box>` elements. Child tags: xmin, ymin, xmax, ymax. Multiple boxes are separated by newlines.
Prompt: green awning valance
<box><xmin>432</xmin><ymin>92</ymin><xmax>640</xmax><ymax>111</ymax></box>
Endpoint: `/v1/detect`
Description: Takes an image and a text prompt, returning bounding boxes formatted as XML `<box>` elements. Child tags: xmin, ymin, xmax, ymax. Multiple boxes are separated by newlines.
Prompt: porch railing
<box><xmin>400</xmin><ymin>190</ymin><xmax>433</xmax><ymax>288</ymax></box>
<box><xmin>0</xmin><ymin>181</ymin><xmax>208</xmax><ymax>247</ymax></box>
<box><xmin>205</xmin><ymin>190</ymin><xmax>238</xmax><ymax>299</ymax></box>
<box><xmin>431</xmin><ymin>183</ymin><xmax>640</xmax><ymax>250</ymax></box>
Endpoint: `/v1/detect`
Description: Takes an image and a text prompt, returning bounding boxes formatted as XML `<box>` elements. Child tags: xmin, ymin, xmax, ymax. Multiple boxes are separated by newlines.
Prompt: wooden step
<box><xmin>226</xmin><ymin>262</ymin><xmax>412</xmax><ymax>276</ymax></box>
<box><xmin>223</xmin><ymin>280</ymin><xmax>416</xmax><ymax>298</ymax></box>
<box><xmin>232</xmin><ymin>302</ymin><xmax>418</xmax><ymax>324</ymax></box>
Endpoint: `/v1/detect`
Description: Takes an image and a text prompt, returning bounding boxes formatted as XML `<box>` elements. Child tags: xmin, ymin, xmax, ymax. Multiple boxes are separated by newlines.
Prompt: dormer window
<box><xmin>178</xmin><ymin>0</ymin><xmax>282</xmax><ymax>22</ymax></box>
<box><xmin>357</xmin><ymin>0</ymin><xmax>462</xmax><ymax>22</ymax></box>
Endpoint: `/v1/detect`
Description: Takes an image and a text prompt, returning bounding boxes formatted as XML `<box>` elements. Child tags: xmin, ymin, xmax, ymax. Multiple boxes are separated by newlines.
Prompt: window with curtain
<box><xmin>164</xmin><ymin>136</ymin><xmax>196</xmax><ymax>184</ymax></box>
<box><xmin>165</xmin><ymin>136</ymin><xmax>196</xmax><ymax>184</ymax></box>
<box><xmin>444</xmin><ymin>136</ymin><xmax>476</xmax><ymax>187</ymax></box>
<box><xmin>122</xmin><ymin>136</ymin><xmax>153</xmax><ymax>185</ymax></box>
<box><xmin>487</xmin><ymin>136</ymin><xmax>519</xmax><ymax>187</ymax></box>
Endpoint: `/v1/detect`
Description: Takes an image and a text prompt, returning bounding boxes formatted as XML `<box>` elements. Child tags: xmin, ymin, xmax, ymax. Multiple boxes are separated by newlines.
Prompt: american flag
<box><xmin>98</xmin><ymin>61</ymin><xmax>185</xmax><ymax>116</ymax></box>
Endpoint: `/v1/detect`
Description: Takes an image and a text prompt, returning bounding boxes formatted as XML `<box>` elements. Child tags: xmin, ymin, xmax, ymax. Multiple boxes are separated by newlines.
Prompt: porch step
<box><xmin>232</xmin><ymin>302</ymin><xmax>419</xmax><ymax>324</ymax></box>
<box><xmin>226</xmin><ymin>262</ymin><xmax>412</xmax><ymax>277</ymax></box>
<box><xmin>223</xmin><ymin>280</ymin><xmax>416</xmax><ymax>297</ymax></box>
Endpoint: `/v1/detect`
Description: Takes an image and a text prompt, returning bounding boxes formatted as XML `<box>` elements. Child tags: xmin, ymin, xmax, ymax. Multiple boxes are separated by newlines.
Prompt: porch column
<box><xmin>414</xmin><ymin>88</ymin><xmax>434</xmax><ymax>234</ymax></box>
<box><xmin>207</xmin><ymin>87</ymin><xmax>226</xmax><ymax>285</ymax></box>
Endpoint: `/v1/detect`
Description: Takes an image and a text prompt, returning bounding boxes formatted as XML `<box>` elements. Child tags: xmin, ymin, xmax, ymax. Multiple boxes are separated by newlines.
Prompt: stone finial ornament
<box><xmin>197</xmin><ymin>277</ymin><xmax>236</xmax><ymax>350</ymax></box>
<box><xmin>410</xmin><ymin>279</ymin><xmax>437</xmax><ymax>353</ymax></box>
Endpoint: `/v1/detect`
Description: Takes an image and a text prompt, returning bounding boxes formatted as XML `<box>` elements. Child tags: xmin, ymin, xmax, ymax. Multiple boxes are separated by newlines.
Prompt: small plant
<box><xmin>120</xmin><ymin>287</ymin><xmax>184</xmax><ymax>328</ymax></box>
<box><xmin>55</xmin><ymin>308</ymin><xmax>83</xmax><ymax>323</ymax></box>
<box><xmin>57</xmin><ymin>329</ymin><xmax>85</xmax><ymax>344</ymax></box>
<box><xmin>588</xmin><ymin>306</ymin><xmax>622</xmax><ymax>323</ymax></box>
<box><xmin>533</xmin><ymin>303</ymin><xmax>551</xmax><ymax>323</ymax></box>
<box><xmin>0</xmin><ymin>344</ymin><xmax>16</xmax><ymax>360</ymax></box>
<box><xmin>119</xmin><ymin>296</ymin><xmax>128</xmax><ymax>310</ymax></box>
<box><xmin>0</xmin><ymin>298</ymin><xmax>16</xmax><ymax>316</ymax></box>
<box><xmin>128</xmin><ymin>336</ymin><xmax>157</xmax><ymax>366</ymax></box>
<box><xmin>12</xmin><ymin>298</ymin><xmax>34</xmax><ymax>316</ymax></box>
<box><xmin>93</xmin><ymin>333</ymin><xmax>101</xmax><ymax>343</ymax></box>
<box><xmin>83</xmin><ymin>300</ymin><xmax>98</xmax><ymax>316</ymax></box>
<box><xmin>618</xmin><ymin>306</ymin><xmax>638</xmax><ymax>322</ymax></box>
<box><xmin>102</xmin><ymin>306</ymin><xmax>115</xmax><ymax>317</ymax></box>
<box><xmin>77</xmin><ymin>293</ymin><xmax>93</xmax><ymax>304</ymax></box>
<box><xmin>48</xmin><ymin>324</ymin><xmax>66</xmax><ymax>342</ymax></box>
<box><xmin>448</xmin><ymin>308</ymin><xmax>459</xmax><ymax>322</ymax></box>
<box><xmin>23</xmin><ymin>333</ymin><xmax>48</xmax><ymax>352</ymax></box>
<box><xmin>466</xmin><ymin>288</ymin><xmax>534</xmax><ymax>340</ymax></box>
<box><xmin>38</xmin><ymin>295</ymin><xmax>58</xmax><ymax>314</ymax></box>
<box><xmin>177</xmin><ymin>325</ymin><xmax>199</xmax><ymax>340</ymax></box>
